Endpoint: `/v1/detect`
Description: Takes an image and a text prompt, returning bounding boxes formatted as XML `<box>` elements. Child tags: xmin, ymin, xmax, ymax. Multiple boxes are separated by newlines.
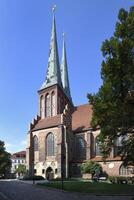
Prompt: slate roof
<box><xmin>40</xmin><ymin>15</ymin><xmax>62</xmax><ymax>90</ymax></box>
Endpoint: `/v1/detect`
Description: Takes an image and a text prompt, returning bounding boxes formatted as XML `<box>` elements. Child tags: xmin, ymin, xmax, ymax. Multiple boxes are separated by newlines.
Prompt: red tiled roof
<box><xmin>72</xmin><ymin>104</ymin><xmax>93</xmax><ymax>132</ymax></box>
<box><xmin>32</xmin><ymin>114</ymin><xmax>62</xmax><ymax>131</ymax></box>
<box><xmin>31</xmin><ymin>104</ymin><xmax>93</xmax><ymax>132</ymax></box>
<box><xmin>12</xmin><ymin>151</ymin><xmax>26</xmax><ymax>158</ymax></box>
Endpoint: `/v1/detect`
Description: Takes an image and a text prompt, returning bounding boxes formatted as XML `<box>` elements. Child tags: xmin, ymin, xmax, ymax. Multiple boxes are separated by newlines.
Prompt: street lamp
<box><xmin>33</xmin><ymin>163</ymin><xmax>35</xmax><ymax>185</ymax></box>
<box><xmin>61</xmin><ymin>125</ymin><xmax>64</xmax><ymax>190</ymax></box>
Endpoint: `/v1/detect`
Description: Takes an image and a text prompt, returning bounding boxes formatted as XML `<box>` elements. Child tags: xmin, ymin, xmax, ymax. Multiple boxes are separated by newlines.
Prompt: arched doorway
<box><xmin>46</xmin><ymin>167</ymin><xmax>54</xmax><ymax>180</ymax></box>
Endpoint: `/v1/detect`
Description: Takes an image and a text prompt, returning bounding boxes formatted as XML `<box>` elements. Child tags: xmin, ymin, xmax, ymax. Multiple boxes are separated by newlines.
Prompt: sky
<box><xmin>0</xmin><ymin>0</ymin><xmax>133</xmax><ymax>153</ymax></box>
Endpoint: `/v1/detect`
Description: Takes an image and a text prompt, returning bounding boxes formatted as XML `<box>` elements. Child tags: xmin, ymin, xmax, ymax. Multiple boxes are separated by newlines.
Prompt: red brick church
<box><xmin>26</xmin><ymin>12</ymin><xmax>132</xmax><ymax>179</ymax></box>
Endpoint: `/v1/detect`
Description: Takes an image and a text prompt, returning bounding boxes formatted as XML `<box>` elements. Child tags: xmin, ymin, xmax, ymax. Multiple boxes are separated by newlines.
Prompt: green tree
<box><xmin>15</xmin><ymin>164</ymin><xmax>26</xmax><ymax>175</ymax></box>
<box><xmin>88</xmin><ymin>6</ymin><xmax>134</xmax><ymax>164</ymax></box>
<box><xmin>80</xmin><ymin>161</ymin><xmax>102</xmax><ymax>175</ymax></box>
<box><xmin>0</xmin><ymin>140</ymin><xmax>11</xmax><ymax>176</ymax></box>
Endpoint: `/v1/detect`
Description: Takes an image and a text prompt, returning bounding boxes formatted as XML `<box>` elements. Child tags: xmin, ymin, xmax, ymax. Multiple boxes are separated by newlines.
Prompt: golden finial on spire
<box><xmin>52</xmin><ymin>5</ymin><xmax>56</xmax><ymax>14</ymax></box>
<box><xmin>62</xmin><ymin>32</ymin><xmax>65</xmax><ymax>37</ymax></box>
<box><xmin>62</xmin><ymin>32</ymin><xmax>65</xmax><ymax>41</ymax></box>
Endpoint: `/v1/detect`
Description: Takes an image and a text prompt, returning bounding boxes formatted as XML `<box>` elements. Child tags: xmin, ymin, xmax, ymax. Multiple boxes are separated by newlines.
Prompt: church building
<box><xmin>26</xmin><ymin>12</ymin><xmax>131</xmax><ymax>179</ymax></box>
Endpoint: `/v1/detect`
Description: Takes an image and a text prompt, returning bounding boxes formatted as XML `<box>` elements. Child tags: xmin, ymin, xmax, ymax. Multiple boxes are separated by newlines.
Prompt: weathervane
<box><xmin>52</xmin><ymin>5</ymin><xmax>56</xmax><ymax>14</ymax></box>
<box><xmin>62</xmin><ymin>32</ymin><xmax>65</xmax><ymax>39</ymax></box>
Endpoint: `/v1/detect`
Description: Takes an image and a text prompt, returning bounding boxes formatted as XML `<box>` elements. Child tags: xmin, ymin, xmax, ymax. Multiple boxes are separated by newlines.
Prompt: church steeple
<box><xmin>61</xmin><ymin>34</ymin><xmax>72</xmax><ymax>102</ymax></box>
<box><xmin>40</xmin><ymin>7</ymin><xmax>62</xmax><ymax>90</ymax></box>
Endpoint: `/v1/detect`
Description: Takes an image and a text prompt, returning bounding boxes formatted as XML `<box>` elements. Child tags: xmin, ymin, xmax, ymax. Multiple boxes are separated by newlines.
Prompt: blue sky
<box><xmin>0</xmin><ymin>0</ymin><xmax>133</xmax><ymax>153</ymax></box>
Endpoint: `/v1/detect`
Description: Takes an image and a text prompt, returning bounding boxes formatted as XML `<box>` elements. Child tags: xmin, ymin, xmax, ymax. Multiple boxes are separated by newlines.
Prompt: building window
<box><xmin>33</xmin><ymin>136</ymin><xmax>38</xmax><ymax>151</ymax></box>
<box><xmin>75</xmin><ymin>137</ymin><xmax>86</xmax><ymax>159</ymax></box>
<box><xmin>51</xmin><ymin>91</ymin><xmax>56</xmax><ymax>116</ymax></box>
<box><xmin>34</xmin><ymin>169</ymin><xmax>37</xmax><ymax>174</ymax></box>
<box><xmin>55</xmin><ymin>169</ymin><xmax>57</xmax><ymax>174</ymax></box>
<box><xmin>42</xmin><ymin>169</ymin><xmax>45</xmax><ymax>174</ymax></box>
<box><xmin>95</xmin><ymin>137</ymin><xmax>101</xmax><ymax>156</ymax></box>
<box><xmin>45</xmin><ymin>93</ymin><xmax>51</xmax><ymax>117</ymax></box>
<box><xmin>46</xmin><ymin>133</ymin><xmax>55</xmax><ymax>156</ymax></box>
<box><xmin>119</xmin><ymin>165</ymin><xmax>134</xmax><ymax>176</ymax></box>
<box><xmin>40</xmin><ymin>95</ymin><xmax>44</xmax><ymax>118</ymax></box>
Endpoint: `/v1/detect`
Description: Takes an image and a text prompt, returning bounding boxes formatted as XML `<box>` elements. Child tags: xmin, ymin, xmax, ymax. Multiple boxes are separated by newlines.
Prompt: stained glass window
<box><xmin>75</xmin><ymin>137</ymin><xmax>86</xmax><ymax>159</ymax></box>
<box><xmin>46</xmin><ymin>133</ymin><xmax>55</xmax><ymax>156</ymax></box>
<box><xmin>33</xmin><ymin>136</ymin><xmax>38</xmax><ymax>151</ymax></box>
<box><xmin>119</xmin><ymin>165</ymin><xmax>134</xmax><ymax>175</ymax></box>
<box><xmin>95</xmin><ymin>137</ymin><xmax>101</xmax><ymax>156</ymax></box>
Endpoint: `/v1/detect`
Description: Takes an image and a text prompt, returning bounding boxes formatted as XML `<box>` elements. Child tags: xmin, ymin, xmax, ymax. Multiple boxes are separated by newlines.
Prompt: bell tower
<box><xmin>38</xmin><ymin>7</ymin><xmax>73</xmax><ymax>120</ymax></box>
<box><xmin>27</xmin><ymin>7</ymin><xmax>74</xmax><ymax>179</ymax></box>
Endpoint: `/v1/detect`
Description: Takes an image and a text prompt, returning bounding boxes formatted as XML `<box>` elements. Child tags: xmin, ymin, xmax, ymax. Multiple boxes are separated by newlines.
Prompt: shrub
<box><xmin>22</xmin><ymin>175</ymin><xmax>45</xmax><ymax>180</ymax></box>
<box><xmin>109</xmin><ymin>176</ymin><xmax>117</xmax><ymax>183</ymax></box>
<box><xmin>109</xmin><ymin>176</ymin><xmax>130</xmax><ymax>184</ymax></box>
<box><xmin>80</xmin><ymin>161</ymin><xmax>102</xmax><ymax>175</ymax></box>
<box><xmin>116</xmin><ymin>176</ymin><xmax>127</xmax><ymax>184</ymax></box>
<box><xmin>132</xmin><ymin>176</ymin><xmax>134</xmax><ymax>184</ymax></box>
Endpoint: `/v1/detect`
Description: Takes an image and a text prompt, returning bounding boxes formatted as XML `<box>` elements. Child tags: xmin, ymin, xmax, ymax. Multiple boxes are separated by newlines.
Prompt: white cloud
<box><xmin>3</xmin><ymin>139</ymin><xmax>27</xmax><ymax>154</ymax></box>
<box><xmin>21</xmin><ymin>140</ymin><xmax>27</xmax><ymax>145</ymax></box>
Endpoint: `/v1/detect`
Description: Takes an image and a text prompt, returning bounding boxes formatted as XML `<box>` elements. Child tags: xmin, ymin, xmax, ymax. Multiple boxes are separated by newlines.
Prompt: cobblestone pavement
<box><xmin>0</xmin><ymin>180</ymin><xmax>133</xmax><ymax>200</ymax></box>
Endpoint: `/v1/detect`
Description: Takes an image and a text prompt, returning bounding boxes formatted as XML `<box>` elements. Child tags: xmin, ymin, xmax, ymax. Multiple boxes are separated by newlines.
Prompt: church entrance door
<box><xmin>46</xmin><ymin>167</ymin><xmax>54</xmax><ymax>180</ymax></box>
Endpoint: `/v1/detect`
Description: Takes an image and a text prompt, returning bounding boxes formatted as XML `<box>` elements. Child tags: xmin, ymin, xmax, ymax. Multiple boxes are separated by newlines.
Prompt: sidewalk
<box><xmin>14</xmin><ymin>179</ymin><xmax>49</xmax><ymax>185</ymax></box>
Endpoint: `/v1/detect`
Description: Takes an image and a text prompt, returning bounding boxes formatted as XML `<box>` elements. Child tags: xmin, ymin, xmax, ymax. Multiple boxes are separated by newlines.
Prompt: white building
<box><xmin>11</xmin><ymin>151</ymin><xmax>26</xmax><ymax>177</ymax></box>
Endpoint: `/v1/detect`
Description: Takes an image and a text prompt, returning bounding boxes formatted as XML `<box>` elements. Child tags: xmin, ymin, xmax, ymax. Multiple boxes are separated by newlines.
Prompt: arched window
<box><xmin>114</xmin><ymin>135</ymin><xmax>128</xmax><ymax>156</ymax></box>
<box><xmin>33</xmin><ymin>136</ymin><xmax>38</xmax><ymax>151</ymax></box>
<box><xmin>119</xmin><ymin>165</ymin><xmax>134</xmax><ymax>176</ymax></box>
<box><xmin>40</xmin><ymin>95</ymin><xmax>44</xmax><ymax>119</ymax></box>
<box><xmin>95</xmin><ymin>137</ymin><xmax>101</xmax><ymax>156</ymax></box>
<box><xmin>45</xmin><ymin>94</ymin><xmax>51</xmax><ymax>117</ymax></box>
<box><xmin>75</xmin><ymin>137</ymin><xmax>86</xmax><ymax>159</ymax></box>
<box><xmin>51</xmin><ymin>91</ymin><xmax>56</xmax><ymax>116</ymax></box>
<box><xmin>46</xmin><ymin>133</ymin><xmax>55</xmax><ymax>156</ymax></box>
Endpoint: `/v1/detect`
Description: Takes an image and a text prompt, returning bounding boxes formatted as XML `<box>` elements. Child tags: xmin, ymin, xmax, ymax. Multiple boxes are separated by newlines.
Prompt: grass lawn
<box><xmin>38</xmin><ymin>181</ymin><xmax>134</xmax><ymax>195</ymax></box>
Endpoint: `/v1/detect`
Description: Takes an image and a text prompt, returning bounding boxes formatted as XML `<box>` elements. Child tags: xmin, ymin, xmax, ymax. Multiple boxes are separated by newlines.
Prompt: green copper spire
<box><xmin>61</xmin><ymin>34</ymin><xmax>72</xmax><ymax>102</ymax></box>
<box><xmin>40</xmin><ymin>8</ymin><xmax>62</xmax><ymax>90</ymax></box>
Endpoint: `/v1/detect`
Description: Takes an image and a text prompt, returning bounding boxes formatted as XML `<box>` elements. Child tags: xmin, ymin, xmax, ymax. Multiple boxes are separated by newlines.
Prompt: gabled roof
<box><xmin>12</xmin><ymin>151</ymin><xmax>26</xmax><ymax>159</ymax></box>
<box><xmin>32</xmin><ymin>114</ymin><xmax>62</xmax><ymax>131</ymax></box>
<box><xmin>72</xmin><ymin>104</ymin><xmax>93</xmax><ymax>132</ymax></box>
<box><xmin>32</xmin><ymin>104</ymin><xmax>93</xmax><ymax>132</ymax></box>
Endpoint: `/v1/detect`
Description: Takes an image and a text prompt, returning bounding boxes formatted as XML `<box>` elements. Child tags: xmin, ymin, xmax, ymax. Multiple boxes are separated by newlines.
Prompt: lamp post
<box><xmin>61</xmin><ymin>125</ymin><xmax>64</xmax><ymax>190</ymax></box>
<box><xmin>33</xmin><ymin>163</ymin><xmax>35</xmax><ymax>185</ymax></box>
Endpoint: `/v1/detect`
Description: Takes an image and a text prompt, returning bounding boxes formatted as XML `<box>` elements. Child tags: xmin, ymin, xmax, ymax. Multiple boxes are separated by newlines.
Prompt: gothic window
<box><xmin>95</xmin><ymin>137</ymin><xmax>101</xmax><ymax>156</ymax></box>
<box><xmin>114</xmin><ymin>135</ymin><xmax>128</xmax><ymax>156</ymax></box>
<box><xmin>45</xmin><ymin>93</ymin><xmax>51</xmax><ymax>117</ymax></box>
<box><xmin>40</xmin><ymin>95</ymin><xmax>44</xmax><ymax>119</ymax></box>
<box><xmin>75</xmin><ymin>137</ymin><xmax>86</xmax><ymax>159</ymax></box>
<box><xmin>33</xmin><ymin>136</ymin><xmax>38</xmax><ymax>151</ymax></box>
<box><xmin>46</xmin><ymin>133</ymin><xmax>55</xmax><ymax>156</ymax></box>
<box><xmin>119</xmin><ymin>165</ymin><xmax>134</xmax><ymax>176</ymax></box>
<box><xmin>51</xmin><ymin>91</ymin><xmax>56</xmax><ymax>116</ymax></box>
<box><xmin>114</xmin><ymin>136</ymin><xmax>122</xmax><ymax>155</ymax></box>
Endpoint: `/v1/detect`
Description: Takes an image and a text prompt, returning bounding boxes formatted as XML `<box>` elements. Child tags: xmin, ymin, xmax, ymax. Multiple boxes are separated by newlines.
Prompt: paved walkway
<box><xmin>0</xmin><ymin>180</ymin><xmax>133</xmax><ymax>200</ymax></box>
